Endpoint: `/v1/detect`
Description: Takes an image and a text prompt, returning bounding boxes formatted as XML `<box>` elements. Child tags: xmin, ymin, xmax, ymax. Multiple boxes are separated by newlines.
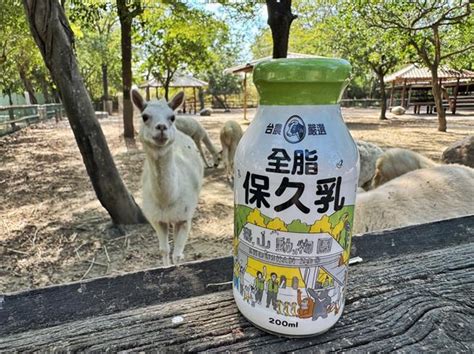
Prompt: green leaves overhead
<box><xmin>137</xmin><ymin>4</ymin><xmax>228</xmax><ymax>90</ymax></box>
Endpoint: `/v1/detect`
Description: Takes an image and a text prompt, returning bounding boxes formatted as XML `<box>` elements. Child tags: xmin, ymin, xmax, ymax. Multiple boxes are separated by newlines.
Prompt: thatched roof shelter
<box><xmin>140</xmin><ymin>75</ymin><xmax>208</xmax><ymax>89</ymax></box>
<box><xmin>139</xmin><ymin>74</ymin><xmax>208</xmax><ymax>114</ymax></box>
<box><xmin>385</xmin><ymin>64</ymin><xmax>474</xmax><ymax>86</ymax></box>
<box><xmin>385</xmin><ymin>64</ymin><xmax>474</xmax><ymax>114</ymax></box>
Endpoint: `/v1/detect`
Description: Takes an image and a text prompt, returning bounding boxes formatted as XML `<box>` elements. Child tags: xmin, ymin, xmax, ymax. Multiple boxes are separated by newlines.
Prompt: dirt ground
<box><xmin>1</xmin><ymin>107</ymin><xmax>473</xmax><ymax>293</ymax></box>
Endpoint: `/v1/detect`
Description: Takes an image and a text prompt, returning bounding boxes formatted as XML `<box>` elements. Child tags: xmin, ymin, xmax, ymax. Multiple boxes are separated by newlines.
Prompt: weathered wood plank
<box><xmin>0</xmin><ymin>244</ymin><xmax>472</xmax><ymax>352</ymax></box>
<box><xmin>0</xmin><ymin>215</ymin><xmax>472</xmax><ymax>336</ymax></box>
<box><xmin>351</xmin><ymin>215</ymin><xmax>474</xmax><ymax>262</ymax></box>
<box><xmin>0</xmin><ymin>257</ymin><xmax>233</xmax><ymax>335</ymax></box>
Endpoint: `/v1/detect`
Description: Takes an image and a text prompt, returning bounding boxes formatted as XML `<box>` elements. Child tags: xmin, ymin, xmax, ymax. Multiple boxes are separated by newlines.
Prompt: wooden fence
<box><xmin>340</xmin><ymin>98</ymin><xmax>382</xmax><ymax>108</ymax></box>
<box><xmin>0</xmin><ymin>103</ymin><xmax>64</xmax><ymax>136</ymax></box>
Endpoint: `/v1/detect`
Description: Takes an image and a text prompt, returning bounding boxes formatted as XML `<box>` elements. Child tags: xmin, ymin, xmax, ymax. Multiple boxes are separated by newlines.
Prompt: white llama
<box><xmin>220</xmin><ymin>120</ymin><xmax>243</xmax><ymax>182</ymax></box>
<box><xmin>175</xmin><ymin>116</ymin><xmax>220</xmax><ymax>168</ymax></box>
<box><xmin>132</xmin><ymin>88</ymin><xmax>204</xmax><ymax>266</ymax></box>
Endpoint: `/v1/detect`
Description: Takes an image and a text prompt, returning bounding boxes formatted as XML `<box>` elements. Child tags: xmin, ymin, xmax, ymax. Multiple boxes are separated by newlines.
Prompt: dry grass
<box><xmin>1</xmin><ymin>107</ymin><xmax>472</xmax><ymax>293</ymax></box>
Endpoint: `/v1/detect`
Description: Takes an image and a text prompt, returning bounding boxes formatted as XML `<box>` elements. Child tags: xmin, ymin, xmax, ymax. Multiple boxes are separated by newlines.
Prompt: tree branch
<box><xmin>441</xmin><ymin>43</ymin><xmax>474</xmax><ymax>60</ymax></box>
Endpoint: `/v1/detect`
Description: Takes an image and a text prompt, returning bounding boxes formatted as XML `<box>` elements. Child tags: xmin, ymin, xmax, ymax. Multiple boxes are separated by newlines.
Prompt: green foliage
<box><xmin>206</xmin><ymin>42</ymin><xmax>242</xmax><ymax>108</ymax></box>
<box><xmin>251</xmin><ymin>0</ymin><xmax>472</xmax><ymax>102</ymax></box>
<box><xmin>286</xmin><ymin>219</ymin><xmax>310</xmax><ymax>233</ymax></box>
<box><xmin>360</xmin><ymin>0</ymin><xmax>473</xmax><ymax>68</ymax></box>
<box><xmin>0</xmin><ymin>0</ymin><xmax>49</xmax><ymax>99</ymax></box>
<box><xmin>68</xmin><ymin>3</ymin><xmax>122</xmax><ymax>101</ymax></box>
<box><xmin>137</xmin><ymin>3</ymin><xmax>228</xmax><ymax>97</ymax></box>
<box><xmin>235</xmin><ymin>205</ymin><xmax>253</xmax><ymax>238</ymax></box>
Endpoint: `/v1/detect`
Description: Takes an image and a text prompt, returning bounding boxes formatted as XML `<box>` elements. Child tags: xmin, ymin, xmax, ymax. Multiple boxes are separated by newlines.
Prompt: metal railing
<box><xmin>0</xmin><ymin>103</ymin><xmax>64</xmax><ymax>136</ymax></box>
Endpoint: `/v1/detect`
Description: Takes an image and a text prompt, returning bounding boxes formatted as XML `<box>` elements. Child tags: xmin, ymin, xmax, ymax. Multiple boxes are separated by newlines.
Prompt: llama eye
<box><xmin>169</xmin><ymin>115</ymin><xmax>175</xmax><ymax>122</ymax></box>
<box><xmin>142</xmin><ymin>114</ymin><xmax>150</xmax><ymax>122</ymax></box>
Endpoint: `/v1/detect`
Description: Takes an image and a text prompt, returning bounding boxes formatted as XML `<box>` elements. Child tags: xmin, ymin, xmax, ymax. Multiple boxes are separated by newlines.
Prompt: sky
<box><xmin>191</xmin><ymin>1</ymin><xmax>269</xmax><ymax>62</ymax></box>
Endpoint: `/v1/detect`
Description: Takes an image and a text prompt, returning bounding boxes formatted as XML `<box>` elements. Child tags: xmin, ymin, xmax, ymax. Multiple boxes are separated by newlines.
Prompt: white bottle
<box><xmin>233</xmin><ymin>58</ymin><xmax>359</xmax><ymax>336</ymax></box>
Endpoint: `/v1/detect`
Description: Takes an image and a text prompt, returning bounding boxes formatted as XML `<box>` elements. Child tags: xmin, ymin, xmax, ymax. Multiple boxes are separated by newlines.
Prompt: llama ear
<box><xmin>168</xmin><ymin>91</ymin><xmax>185</xmax><ymax>111</ymax></box>
<box><xmin>131</xmin><ymin>87</ymin><xmax>146</xmax><ymax>112</ymax></box>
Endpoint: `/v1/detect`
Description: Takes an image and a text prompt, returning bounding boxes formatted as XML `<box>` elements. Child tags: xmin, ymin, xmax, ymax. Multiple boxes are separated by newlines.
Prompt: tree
<box><xmin>23</xmin><ymin>0</ymin><xmax>146</xmax><ymax>225</ymax></box>
<box><xmin>0</xmin><ymin>0</ymin><xmax>47</xmax><ymax>104</ymax></box>
<box><xmin>253</xmin><ymin>1</ymin><xmax>376</xmax><ymax>99</ymax></box>
<box><xmin>206</xmin><ymin>45</ymin><xmax>242</xmax><ymax>111</ymax></box>
<box><xmin>117</xmin><ymin>0</ymin><xmax>142</xmax><ymax>138</ymax></box>
<box><xmin>266</xmin><ymin>0</ymin><xmax>297</xmax><ymax>58</ymax></box>
<box><xmin>137</xmin><ymin>3</ymin><xmax>226</xmax><ymax>100</ymax></box>
<box><xmin>326</xmin><ymin>4</ymin><xmax>408</xmax><ymax>120</ymax></box>
<box><xmin>68</xmin><ymin>2</ymin><xmax>121</xmax><ymax>108</ymax></box>
<box><xmin>364</xmin><ymin>1</ymin><xmax>473</xmax><ymax>132</ymax></box>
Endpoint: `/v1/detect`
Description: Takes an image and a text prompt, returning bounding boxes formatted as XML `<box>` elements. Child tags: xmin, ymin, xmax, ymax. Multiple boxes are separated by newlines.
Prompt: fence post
<box><xmin>38</xmin><ymin>105</ymin><xmax>47</xmax><ymax>121</ymax></box>
<box><xmin>8</xmin><ymin>107</ymin><xmax>18</xmax><ymax>131</ymax></box>
<box><xmin>55</xmin><ymin>105</ymin><xmax>63</xmax><ymax>122</ymax></box>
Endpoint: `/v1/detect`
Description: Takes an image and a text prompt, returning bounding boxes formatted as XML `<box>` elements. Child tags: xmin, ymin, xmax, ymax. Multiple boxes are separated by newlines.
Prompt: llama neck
<box><xmin>146</xmin><ymin>147</ymin><xmax>179</xmax><ymax>203</ymax></box>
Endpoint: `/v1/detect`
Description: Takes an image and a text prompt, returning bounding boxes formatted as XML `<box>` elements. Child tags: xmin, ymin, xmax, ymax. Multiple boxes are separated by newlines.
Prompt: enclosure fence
<box><xmin>0</xmin><ymin>103</ymin><xmax>64</xmax><ymax>136</ymax></box>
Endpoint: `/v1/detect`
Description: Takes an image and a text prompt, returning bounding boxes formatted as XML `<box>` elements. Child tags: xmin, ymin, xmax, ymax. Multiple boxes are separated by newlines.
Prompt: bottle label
<box><xmin>233</xmin><ymin>105</ymin><xmax>358</xmax><ymax>334</ymax></box>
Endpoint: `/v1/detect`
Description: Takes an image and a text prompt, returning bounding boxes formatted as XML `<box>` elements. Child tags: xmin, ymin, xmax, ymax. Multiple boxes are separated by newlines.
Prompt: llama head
<box><xmin>132</xmin><ymin>88</ymin><xmax>184</xmax><ymax>149</ymax></box>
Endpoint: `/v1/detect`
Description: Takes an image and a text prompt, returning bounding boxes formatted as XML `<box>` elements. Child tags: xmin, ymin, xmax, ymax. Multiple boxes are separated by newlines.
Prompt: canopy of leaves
<box><xmin>251</xmin><ymin>0</ymin><xmax>472</xmax><ymax>98</ymax></box>
<box><xmin>137</xmin><ymin>3</ymin><xmax>228</xmax><ymax>89</ymax></box>
<box><xmin>67</xmin><ymin>3</ymin><xmax>122</xmax><ymax>101</ymax></box>
<box><xmin>360</xmin><ymin>0</ymin><xmax>473</xmax><ymax>69</ymax></box>
<box><xmin>0</xmin><ymin>0</ymin><xmax>50</xmax><ymax>98</ymax></box>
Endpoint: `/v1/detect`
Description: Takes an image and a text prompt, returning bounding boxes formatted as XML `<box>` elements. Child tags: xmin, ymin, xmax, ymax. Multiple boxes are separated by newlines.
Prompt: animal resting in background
<box><xmin>132</xmin><ymin>88</ymin><xmax>204</xmax><ymax>266</ymax></box>
<box><xmin>354</xmin><ymin>164</ymin><xmax>474</xmax><ymax>235</ymax></box>
<box><xmin>175</xmin><ymin>116</ymin><xmax>220</xmax><ymax>168</ymax></box>
<box><xmin>220</xmin><ymin>120</ymin><xmax>244</xmax><ymax>183</ymax></box>
<box><xmin>356</xmin><ymin>140</ymin><xmax>384</xmax><ymax>189</ymax></box>
<box><xmin>372</xmin><ymin>148</ymin><xmax>438</xmax><ymax>188</ymax></box>
<box><xmin>391</xmin><ymin>106</ymin><xmax>406</xmax><ymax>115</ymax></box>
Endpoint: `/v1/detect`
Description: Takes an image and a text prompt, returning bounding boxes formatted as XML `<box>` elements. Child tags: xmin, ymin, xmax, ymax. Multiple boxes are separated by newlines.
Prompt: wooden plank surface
<box><xmin>1</xmin><ymin>244</ymin><xmax>472</xmax><ymax>352</ymax></box>
<box><xmin>1</xmin><ymin>215</ymin><xmax>473</xmax><ymax>336</ymax></box>
<box><xmin>0</xmin><ymin>257</ymin><xmax>233</xmax><ymax>336</ymax></box>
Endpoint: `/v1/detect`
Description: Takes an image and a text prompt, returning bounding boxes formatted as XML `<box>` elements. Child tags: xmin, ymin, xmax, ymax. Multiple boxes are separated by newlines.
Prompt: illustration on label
<box><xmin>233</xmin><ymin>203</ymin><xmax>354</xmax><ymax>321</ymax></box>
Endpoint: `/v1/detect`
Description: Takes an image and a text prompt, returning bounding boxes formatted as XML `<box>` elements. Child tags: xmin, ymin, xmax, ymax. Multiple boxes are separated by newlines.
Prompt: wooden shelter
<box><xmin>139</xmin><ymin>74</ymin><xmax>208</xmax><ymax>114</ymax></box>
<box><xmin>385</xmin><ymin>64</ymin><xmax>474</xmax><ymax>114</ymax></box>
<box><xmin>225</xmin><ymin>53</ymin><xmax>320</xmax><ymax>120</ymax></box>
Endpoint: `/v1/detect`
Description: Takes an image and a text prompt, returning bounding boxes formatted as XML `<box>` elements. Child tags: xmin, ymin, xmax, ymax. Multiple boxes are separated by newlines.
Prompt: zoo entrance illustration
<box><xmin>233</xmin><ymin>204</ymin><xmax>354</xmax><ymax>322</ymax></box>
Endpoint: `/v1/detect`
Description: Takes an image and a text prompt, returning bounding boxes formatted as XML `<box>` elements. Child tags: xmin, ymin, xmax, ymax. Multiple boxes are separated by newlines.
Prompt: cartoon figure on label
<box><xmin>290</xmin><ymin>302</ymin><xmax>298</xmax><ymax>316</ymax></box>
<box><xmin>275</xmin><ymin>300</ymin><xmax>283</xmax><ymax>315</ymax></box>
<box><xmin>233</xmin><ymin>260</ymin><xmax>240</xmax><ymax>290</ymax></box>
<box><xmin>239</xmin><ymin>263</ymin><xmax>247</xmax><ymax>296</ymax></box>
<box><xmin>253</xmin><ymin>267</ymin><xmax>266</xmax><ymax>305</ymax></box>
<box><xmin>283</xmin><ymin>301</ymin><xmax>291</xmax><ymax>316</ymax></box>
<box><xmin>266</xmin><ymin>272</ymin><xmax>279</xmax><ymax>310</ymax></box>
<box><xmin>297</xmin><ymin>288</ymin><xmax>314</xmax><ymax>319</ymax></box>
<box><xmin>322</xmin><ymin>275</ymin><xmax>330</xmax><ymax>288</ymax></box>
<box><xmin>307</xmin><ymin>288</ymin><xmax>332</xmax><ymax>321</ymax></box>
<box><xmin>243</xmin><ymin>285</ymin><xmax>252</xmax><ymax>303</ymax></box>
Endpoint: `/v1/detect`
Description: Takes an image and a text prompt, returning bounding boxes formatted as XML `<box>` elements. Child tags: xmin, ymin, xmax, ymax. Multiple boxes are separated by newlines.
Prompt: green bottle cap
<box><xmin>253</xmin><ymin>58</ymin><xmax>351</xmax><ymax>105</ymax></box>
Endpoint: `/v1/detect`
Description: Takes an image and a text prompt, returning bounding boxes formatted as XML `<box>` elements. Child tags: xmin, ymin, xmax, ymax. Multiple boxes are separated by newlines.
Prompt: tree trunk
<box><xmin>6</xmin><ymin>87</ymin><xmax>18</xmax><ymax>130</ymax></box>
<box><xmin>33</xmin><ymin>70</ymin><xmax>51</xmax><ymax>103</ymax></box>
<box><xmin>23</xmin><ymin>0</ymin><xmax>147</xmax><ymax>225</ymax></box>
<box><xmin>376</xmin><ymin>71</ymin><xmax>387</xmax><ymax>120</ymax></box>
<box><xmin>198</xmin><ymin>87</ymin><xmax>205</xmax><ymax>110</ymax></box>
<box><xmin>212</xmin><ymin>94</ymin><xmax>227</xmax><ymax>110</ymax></box>
<box><xmin>19</xmin><ymin>67</ymin><xmax>38</xmax><ymax>104</ymax></box>
<box><xmin>39</xmin><ymin>76</ymin><xmax>51</xmax><ymax>103</ymax></box>
<box><xmin>430</xmin><ymin>67</ymin><xmax>447</xmax><ymax>132</ymax></box>
<box><xmin>266</xmin><ymin>0</ymin><xmax>297</xmax><ymax>58</ymax></box>
<box><xmin>117</xmin><ymin>0</ymin><xmax>135</xmax><ymax>139</ymax></box>
<box><xmin>164</xmin><ymin>84</ymin><xmax>169</xmax><ymax>101</ymax></box>
<box><xmin>50</xmin><ymin>84</ymin><xmax>61</xmax><ymax>103</ymax></box>
<box><xmin>101</xmin><ymin>63</ymin><xmax>109</xmax><ymax>109</ymax></box>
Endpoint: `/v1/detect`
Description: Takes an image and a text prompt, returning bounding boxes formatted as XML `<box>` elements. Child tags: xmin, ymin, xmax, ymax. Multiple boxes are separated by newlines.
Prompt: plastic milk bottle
<box><xmin>233</xmin><ymin>58</ymin><xmax>359</xmax><ymax>336</ymax></box>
